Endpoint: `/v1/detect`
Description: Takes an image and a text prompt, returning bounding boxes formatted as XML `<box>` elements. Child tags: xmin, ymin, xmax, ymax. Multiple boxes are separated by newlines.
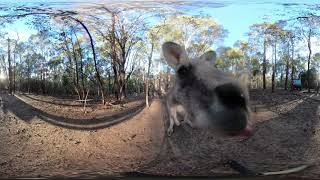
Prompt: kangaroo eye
<box><xmin>177</xmin><ymin>64</ymin><xmax>192</xmax><ymax>78</ymax></box>
<box><xmin>177</xmin><ymin>64</ymin><xmax>195</xmax><ymax>88</ymax></box>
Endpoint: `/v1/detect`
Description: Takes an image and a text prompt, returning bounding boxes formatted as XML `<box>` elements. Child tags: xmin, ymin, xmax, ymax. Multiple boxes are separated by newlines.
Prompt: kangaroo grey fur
<box><xmin>162</xmin><ymin>42</ymin><xmax>251</xmax><ymax>136</ymax></box>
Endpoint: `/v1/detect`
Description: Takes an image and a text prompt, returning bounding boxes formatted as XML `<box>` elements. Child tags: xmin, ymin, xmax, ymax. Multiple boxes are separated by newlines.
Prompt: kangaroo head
<box><xmin>162</xmin><ymin>41</ymin><xmax>251</xmax><ymax>136</ymax></box>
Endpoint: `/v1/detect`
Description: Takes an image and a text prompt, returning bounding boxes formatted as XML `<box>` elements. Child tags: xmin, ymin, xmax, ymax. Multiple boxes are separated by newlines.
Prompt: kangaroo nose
<box><xmin>215</xmin><ymin>83</ymin><xmax>246</xmax><ymax>108</ymax></box>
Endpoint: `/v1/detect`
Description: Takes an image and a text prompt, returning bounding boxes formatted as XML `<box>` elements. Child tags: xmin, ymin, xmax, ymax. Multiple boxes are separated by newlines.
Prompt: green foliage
<box><xmin>150</xmin><ymin>15</ymin><xmax>228</xmax><ymax>57</ymax></box>
<box><xmin>300</xmin><ymin>67</ymin><xmax>318</xmax><ymax>88</ymax></box>
<box><xmin>294</xmin><ymin>56</ymin><xmax>307</xmax><ymax>76</ymax></box>
<box><xmin>313</xmin><ymin>53</ymin><xmax>320</xmax><ymax>69</ymax></box>
<box><xmin>216</xmin><ymin>46</ymin><xmax>249</xmax><ymax>73</ymax></box>
<box><xmin>62</xmin><ymin>73</ymin><xmax>73</xmax><ymax>94</ymax></box>
<box><xmin>251</xmin><ymin>56</ymin><xmax>261</xmax><ymax>76</ymax></box>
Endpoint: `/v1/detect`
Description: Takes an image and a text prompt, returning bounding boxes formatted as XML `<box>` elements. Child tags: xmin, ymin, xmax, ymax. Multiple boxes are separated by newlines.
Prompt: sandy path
<box><xmin>1</xmin><ymin>90</ymin><xmax>320</xmax><ymax>179</ymax></box>
<box><xmin>0</xmin><ymin>94</ymin><xmax>165</xmax><ymax>178</ymax></box>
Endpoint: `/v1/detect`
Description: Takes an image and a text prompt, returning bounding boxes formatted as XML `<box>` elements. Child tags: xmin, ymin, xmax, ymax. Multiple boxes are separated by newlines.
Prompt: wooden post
<box><xmin>83</xmin><ymin>89</ymin><xmax>90</xmax><ymax>114</ymax></box>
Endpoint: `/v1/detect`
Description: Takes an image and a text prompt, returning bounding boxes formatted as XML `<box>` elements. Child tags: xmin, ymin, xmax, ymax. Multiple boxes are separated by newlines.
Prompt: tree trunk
<box><xmin>290</xmin><ymin>36</ymin><xmax>295</xmax><ymax>91</ymax></box>
<box><xmin>12</xmin><ymin>48</ymin><xmax>16</xmax><ymax>94</ymax></box>
<box><xmin>19</xmin><ymin>54</ymin><xmax>22</xmax><ymax>92</ymax></box>
<box><xmin>113</xmin><ymin>64</ymin><xmax>125</xmax><ymax>101</ymax></box>
<box><xmin>117</xmin><ymin>68</ymin><xmax>126</xmax><ymax>101</ymax></box>
<box><xmin>65</xmin><ymin>47</ymin><xmax>78</xmax><ymax>98</ymax></box>
<box><xmin>108</xmin><ymin>69</ymin><xmax>111</xmax><ymax>96</ymax></box>
<box><xmin>27</xmin><ymin>60</ymin><xmax>31</xmax><ymax>94</ymax></box>
<box><xmin>137</xmin><ymin>70</ymin><xmax>141</xmax><ymax>94</ymax></box>
<box><xmin>43</xmin><ymin>66</ymin><xmax>46</xmax><ymax>94</ymax></box>
<box><xmin>280</xmin><ymin>67</ymin><xmax>283</xmax><ymax>85</ymax></box>
<box><xmin>7</xmin><ymin>39</ymin><xmax>13</xmax><ymax>95</ymax></box>
<box><xmin>284</xmin><ymin>42</ymin><xmax>290</xmax><ymax>90</ymax></box>
<box><xmin>79</xmin><ymin>52</ymin><xmax>85</xmax><ymax>100</ymax></box>
<box><xmin>285</xmin><ymin>60</ymin><xmax>289</xmax><ymax>90</ymax></box>
<box><xmin>271</xmin><ymin>42</ymin><xmax>276</xmax><ymax>93</ymax></box>
<box><xmin>271</xmin><ymin>44</ymin><xmax>277</xmax><ymax>92</ymax></box>
<box><xmin>71</xmin><ymin>38</ymin><xmax>80</xmax><ymax>89</ymax></box>
<box><xmin>263</xmin><ymin>37</ymin><xmax>267</xmax><ymax>90</ymax></box>
<box><xmin>70</xmin><ymin>16</ymin><xmax>105</xmax><ymax>104</ymax></box>
<box><xmin>110</xmin><ymin>13</ymin><xmax>119</xmax><ymax>101</ymax></box>
<box><xmin>145</xmin><ymin>43</ymin><xmax>154</xmax><ymax>107</ymax></box>
<box><xmin>109</xmin><ymin>12</ymin><xmax>125</xmax><ymax>101</ymax></box>
<box><xmin>307</xmin><ymin>29</ymin><xmax>312</xmax><ymax>93</ymax></box>
<box><xmin>74</xmin><ymin>30</ymin><xmax>86</xmax><ymax>100</ymax></box>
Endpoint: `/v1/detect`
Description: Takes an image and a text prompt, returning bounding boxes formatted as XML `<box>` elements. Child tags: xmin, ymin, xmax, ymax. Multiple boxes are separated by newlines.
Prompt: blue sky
<box><xmin>1</xmin><ymin>0</ymin><xmax>319</xmax><ymax>46</ymax></box>
<box><xmin>196</xmin><ymin>0</ymin><xmax>317</xmax><ymax>47</ymax></box>
<box><xmin>204</xmin><ymin>3</ymin><xmax>282</xmax><ymax>47</ymax></box>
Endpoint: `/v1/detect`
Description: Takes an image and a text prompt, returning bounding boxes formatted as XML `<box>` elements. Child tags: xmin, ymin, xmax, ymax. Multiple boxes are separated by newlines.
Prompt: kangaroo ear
<box><xmin>199</xmin><ymin>50</ymin><xmax>216</xmax><ymax>63</ymax></box>
<box><xmin>162</xmin><ymin>42</ymin><xmax>188</xmax><ymax>68</ymax></box>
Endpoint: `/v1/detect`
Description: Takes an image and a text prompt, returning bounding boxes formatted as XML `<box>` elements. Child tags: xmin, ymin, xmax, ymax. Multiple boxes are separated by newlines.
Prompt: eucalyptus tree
<box><xmin>215</xmin><ymin>46</ymin><xmax>232</xmax><ymax>71</ymax></box>
<box><xmin>266</xmin><ymin>23</ymin><xmax>287</xmax><ymax>92</ymax></box>
<box><xmin>91</xmin><ymin>7</ymin><xmax>147</xmax><ymax>101</ymax></box>
<box><xmin>248</xmin><ymin>22</ymin><xmax>274</xmax><ymax>90</ymax></box>
<box><xmin>234</xmin><ymin>40</ymin><xmax>250</xmax><ymax>72</ymax></box>
<box><xmin>150</xmin><ymin>15</ymin><xmax>228</xmax><ymax>58</ymax></box>
<box><xmin>297</xmin><ymin>15</ymin><xmax>320</xmax><ymax>92</ymax></box>
<box><xmin>0</xmin><ymin>5</ymin><xmax>107</xmax><ymax>102</ymax></box>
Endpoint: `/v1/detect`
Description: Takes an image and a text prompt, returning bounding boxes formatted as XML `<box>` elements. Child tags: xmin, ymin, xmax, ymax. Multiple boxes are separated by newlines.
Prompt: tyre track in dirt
<box><xmin>0</xmin><ymin>93</ymin><xmax>165</xmax><ymax>178</ymax></box>
<box><xmin>15</xmin><ymin>94</ymin><xmax>146</xmax><ymax>130</ymax></box>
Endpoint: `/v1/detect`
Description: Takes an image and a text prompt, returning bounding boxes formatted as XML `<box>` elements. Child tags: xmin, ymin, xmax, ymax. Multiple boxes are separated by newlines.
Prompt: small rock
<box><xmin>16</xmin><ymin>153</ymin><xmax>22</xmax><ymax>157</ymax></box>
<box><xmin>131</xmin><ymin>134</ymin><xmax>137</xmax><ymax>139</ymax></box>
<box><xmin>75</xmin><ymin>141</ymin><xmax>81</xmax><ymax>144</ymax></box>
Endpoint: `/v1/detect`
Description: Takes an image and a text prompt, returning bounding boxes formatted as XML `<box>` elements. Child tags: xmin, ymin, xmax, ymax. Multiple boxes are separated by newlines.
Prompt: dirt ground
<box><xmin>0</xmin><ymin>90</ymin><xmax>320</xmax><ymax>179</ymax></box>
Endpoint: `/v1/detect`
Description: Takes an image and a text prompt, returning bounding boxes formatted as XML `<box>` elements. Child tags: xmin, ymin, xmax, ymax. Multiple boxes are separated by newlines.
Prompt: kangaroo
<box><xmin>162</xmin><ymin>42</ymin><xmax>252</xmax><ymax>137</ymax></box>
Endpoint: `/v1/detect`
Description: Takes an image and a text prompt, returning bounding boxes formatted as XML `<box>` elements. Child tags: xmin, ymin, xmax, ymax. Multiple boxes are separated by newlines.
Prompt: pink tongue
<box><xmin>238</xmin><ymin>126</ymin><xmax>252</xmax><ymax>137</ymax></box>
<box><xmin>230</xmin><ymin>125</ymin><xmax>253</xmax><ymax>138</ymax></box>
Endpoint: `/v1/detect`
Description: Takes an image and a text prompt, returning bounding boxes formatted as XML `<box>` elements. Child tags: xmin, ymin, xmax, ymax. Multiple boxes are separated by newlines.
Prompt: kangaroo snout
<box><xmin>212</xmin><ymin>83</ymin><xmax>251</xmax><ymax>136</ymax></box>
<box><xmin>215</xmin><ymin>83</ymin><xmax>247</xmax><ymax>109</ymax></box>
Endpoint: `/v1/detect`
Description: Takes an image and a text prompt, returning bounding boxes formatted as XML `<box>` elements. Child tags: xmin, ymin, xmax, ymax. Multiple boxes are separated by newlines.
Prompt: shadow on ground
<box><xmin>1</xmin><ymin>93</ymin><xmax>145</xmax><ymax>130</ymax></box>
